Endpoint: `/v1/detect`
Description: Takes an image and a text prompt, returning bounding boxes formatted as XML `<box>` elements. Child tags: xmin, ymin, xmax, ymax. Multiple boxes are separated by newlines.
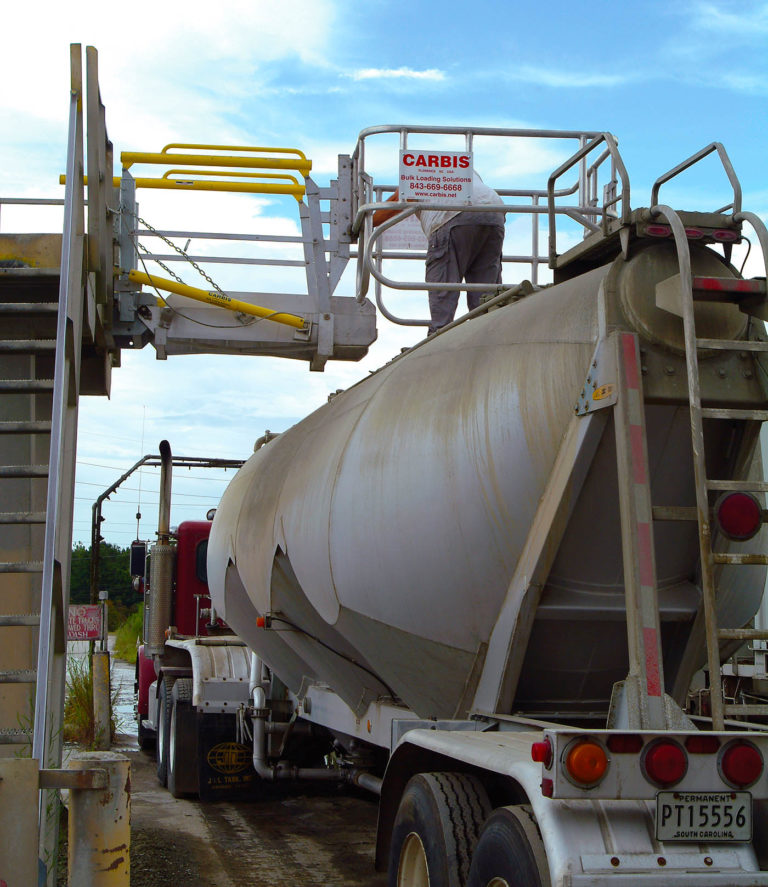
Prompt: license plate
<box><xmin>656</xmin><ymin>791</ymin><xmax>751</xmax><ymax>842</ymax></box>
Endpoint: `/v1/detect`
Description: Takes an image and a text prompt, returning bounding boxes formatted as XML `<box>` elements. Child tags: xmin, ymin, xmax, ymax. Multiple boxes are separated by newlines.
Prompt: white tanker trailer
<box><xmin>204</xmin><ymin>131</ymin><xmax>768</xmax><ymax>885</ymax></box>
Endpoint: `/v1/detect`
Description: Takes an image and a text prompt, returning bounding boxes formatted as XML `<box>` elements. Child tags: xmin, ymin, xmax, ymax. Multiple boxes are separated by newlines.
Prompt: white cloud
<box><xmin>349</xmin><ymin>67</ymin><xmax>446</xmax><ymax>82</ymax></box>
<box><xmin>514</xmin><ymin>66</ymin><xmax>629</xmax><ymax>89</ymax></box>
<box><xmin>690</xmin><ymin>2</ymin><xmax>768</xmax><ymax>35</ymax></box>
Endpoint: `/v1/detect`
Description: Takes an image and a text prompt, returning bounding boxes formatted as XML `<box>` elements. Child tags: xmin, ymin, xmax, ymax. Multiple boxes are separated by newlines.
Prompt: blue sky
<box><xmin>1</xmin><ymin>0</ymin><xmax>766</xmax><ymax>547</ymax></box>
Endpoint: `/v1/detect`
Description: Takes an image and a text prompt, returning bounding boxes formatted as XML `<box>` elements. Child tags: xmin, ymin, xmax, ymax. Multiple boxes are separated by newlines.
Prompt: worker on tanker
<box><xmin>372</xmin><ymin>170</ymin><xmax>506</xmax><ymax>335</ymax></box>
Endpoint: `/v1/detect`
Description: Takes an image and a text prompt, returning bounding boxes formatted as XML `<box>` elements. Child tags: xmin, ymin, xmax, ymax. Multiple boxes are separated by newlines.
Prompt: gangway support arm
<box><xmin>128</xmin><ymin>269</ymin><xmax>308</xmax><ymax>330</ymax></box>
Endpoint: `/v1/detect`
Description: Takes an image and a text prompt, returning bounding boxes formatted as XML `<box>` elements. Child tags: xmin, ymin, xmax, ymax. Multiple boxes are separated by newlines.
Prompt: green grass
<box><xmin>63</xmin><ymin>656</ymin><xmax>119</xmax><ymax>747</ymax></box>
<box><xmin>113</xmin><ymin>603</ymin><xmax>143</xmax><ymax>664</ymax></box>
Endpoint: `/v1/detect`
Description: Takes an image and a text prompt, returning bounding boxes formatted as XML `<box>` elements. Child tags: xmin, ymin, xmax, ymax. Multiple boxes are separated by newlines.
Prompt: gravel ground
<box><xmin>59</xmin><ymin>732</ymin><xmax>386</xmax><ymax>886</ymax></box>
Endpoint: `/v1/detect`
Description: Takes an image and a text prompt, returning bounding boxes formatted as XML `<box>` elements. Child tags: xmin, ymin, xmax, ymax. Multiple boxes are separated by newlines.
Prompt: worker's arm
<box><xmin>372</xmin><ymin>190</ymin><xmax>403</xmax><ymax>226</ymax></box>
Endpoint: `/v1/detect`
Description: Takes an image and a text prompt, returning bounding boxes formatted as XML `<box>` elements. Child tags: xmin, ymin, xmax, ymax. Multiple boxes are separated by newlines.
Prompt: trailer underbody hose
<box><xmin>250</xmin><ymin>687</ymin><xmax>382</xmax><ymax>795</ymax></box>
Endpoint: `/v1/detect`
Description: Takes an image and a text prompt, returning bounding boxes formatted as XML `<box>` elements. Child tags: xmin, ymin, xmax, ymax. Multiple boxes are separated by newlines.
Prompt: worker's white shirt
<box><xmin>418</xmin><ymin>173</ymin><xmax>504</xmax><ymax>238</ymax></box>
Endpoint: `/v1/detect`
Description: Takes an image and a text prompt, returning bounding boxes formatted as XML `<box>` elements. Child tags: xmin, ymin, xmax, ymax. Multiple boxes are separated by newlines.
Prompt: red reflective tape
<box><xmin>643</xmin><ymin>627</ymin><xmax>662</xmax><ymax>696</ymax></box>
<box><xmin>693</xmin><ymin>277</ymin><xmax>764</xmax><ymax>294</ymax></box>
<box><xmin>622</xmin><ymin>333</ymin><xmax>639</xmax><ymax>389</ymax></box>
<box><xmin>630</xmin><ymin>425</ymin><xmax>646</xmax><ymax>485</ymax></box>
<box><xmin>638</xmin><ymin>521</ymin><xmax>654</xmax><ymax>587</ymax></box>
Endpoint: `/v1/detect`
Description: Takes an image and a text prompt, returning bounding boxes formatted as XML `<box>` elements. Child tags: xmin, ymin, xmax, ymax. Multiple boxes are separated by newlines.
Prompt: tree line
<box><xmin>70</xmin><ymin>542</ymin><xmax>141</xmax><ymax>629</ymax></box>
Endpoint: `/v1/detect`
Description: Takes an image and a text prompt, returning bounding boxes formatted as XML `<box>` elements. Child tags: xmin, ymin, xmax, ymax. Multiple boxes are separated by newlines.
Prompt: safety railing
<box><xmin>651</xmin><ymin>142</ymin><xmax>742</xmax><ymax>216</ymax></box>
<box><xmin>350</xmin><ymin>126</ymin><xmax>623</xmax><ymax>328</ymax></box>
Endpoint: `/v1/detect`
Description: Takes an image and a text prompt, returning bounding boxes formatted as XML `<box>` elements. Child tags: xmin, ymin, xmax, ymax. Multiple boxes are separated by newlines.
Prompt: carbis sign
<box><xmin>67</xmin><ymin>604</ymin><xmax>104</xmax><ymax>641</ymax></box>
<box><xmin>399</xmin><ymin>150</ymin><xmax>473</xmax><ymax>203</ymax></box>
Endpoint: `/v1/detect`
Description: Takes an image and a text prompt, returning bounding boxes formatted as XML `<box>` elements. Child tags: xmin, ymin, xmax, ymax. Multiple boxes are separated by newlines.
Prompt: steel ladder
<box><xmin>651</xmin><ymin>203</ymin><xmax>768</xmax><ymax>731</ymax></box>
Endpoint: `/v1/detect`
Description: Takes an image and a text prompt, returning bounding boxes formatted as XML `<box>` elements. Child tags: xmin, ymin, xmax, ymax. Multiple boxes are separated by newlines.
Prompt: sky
<box><xmin>1</xmin><ymin>0</ymin><xmax>767</xmax><ymax>549</ymax></box>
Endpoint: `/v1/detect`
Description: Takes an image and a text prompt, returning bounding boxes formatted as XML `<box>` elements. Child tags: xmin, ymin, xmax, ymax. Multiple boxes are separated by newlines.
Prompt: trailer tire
<box><xmin>466</xmin><ymin>805</ymin><xmax>550</xmax><ymax>887</ymax></box>
<box><xmin>155</xmin><ymin>676</ymin><xmax>174</xmax><ymax>786</ymax></box>
<box><xmin>137</xmin><ymin>715</ymin><xmax>155</xmax><ymax>751</ymax></box>
<box><xmin>168</xmin><ymin>678</ymin><xmax>197</xmax><ymax>798</ymax></box>
<box><xmin>388</xmin><ymin>772</ymin><xmax>491</xmax><ymax>887</ymax></box>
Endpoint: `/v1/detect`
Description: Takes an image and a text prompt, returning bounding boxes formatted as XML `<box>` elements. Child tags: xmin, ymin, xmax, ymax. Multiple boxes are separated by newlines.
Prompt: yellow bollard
<box><xmin>67</xmin><ymin>752</ymin><xmax>130</xmax><ymax>886</ymax></box>
<box><xmin>92</xmin><ymin>650</ymin><xmax>111</xmax><ymax>751</ymax></box>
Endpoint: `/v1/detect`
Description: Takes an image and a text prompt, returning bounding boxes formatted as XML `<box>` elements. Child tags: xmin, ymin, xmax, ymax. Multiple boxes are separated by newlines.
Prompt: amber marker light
<box><xmin>565</xmin><ymin>739</ymin><xmax>608</xmax><ymax>786</ymax></box>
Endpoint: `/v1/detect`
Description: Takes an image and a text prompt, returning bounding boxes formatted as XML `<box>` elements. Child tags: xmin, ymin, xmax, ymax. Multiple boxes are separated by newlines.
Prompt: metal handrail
<box><xmin>547</xmin><ymin>132</ymin><xmax>629</xmax><ymax>265</ymax></box>
<box><xmin>651</xmin><ymin>142</ymin><xmax>742</xmax><ymax>216</ymax></box>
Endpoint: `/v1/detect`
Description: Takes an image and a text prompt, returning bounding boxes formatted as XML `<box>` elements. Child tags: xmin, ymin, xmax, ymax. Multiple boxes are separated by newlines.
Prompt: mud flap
<box><xmin>197</xmin><ymin>713</ymin><xmax>257</xmax><ymax>801</ymax></box>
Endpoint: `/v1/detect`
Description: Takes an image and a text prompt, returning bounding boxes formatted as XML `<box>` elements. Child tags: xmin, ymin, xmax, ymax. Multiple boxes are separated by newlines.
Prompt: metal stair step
<box><xmin>0</xmin><ymin>302</ymin><xmax>58</xmax><ymax>316</ymax></box>
<box><xmin>0</xmin><ymin>420</ymin><xmax>52</xmax><ymax>434</ymax></box>
<box><xmin>696</xmin><ymin>338</ymin><xmax>768</xmax><ymax>352</ymax></box>
<box><xmin>701</xmin><ymin>408</ymin><xmax>768</xmax><ymax>421</ymax></box>
<box><xmin>0</xmin><ymin>340</ymin><xmax>57</xmax><ymax>354</ymax></box>
<box><xmin>718</xmin><ymin>628</ymin><xmax>768</xmax><ymax>641</ymax></box>
<box><xmin>0</xmin><ymin>614</ymin><xmax>40</xmax><ymax>627</ymax></box>
<box><xmin>0</xmin><ymin>728</ymin><xmax>33</xmax><ymax>745</ymax></box>
<box><xmin>0</xmin><ymin>465</ymin><xmax>49</xmax><ymax>479</ymax></box>
<box><xmin>707</xmin><ymin>479</ymin><xmax>768</xmax><ymax>492</ymax></box>
<box><xmin>713</xmin><ymin>553</ymin><xmax>768</xmax><ymax>566</ymax></box>
<box><xmin>0</xmin><ymin>379</ymin><xmax>54</xmax><ymax>393</ymax></box>
<box><xmin>0</xmin><ymin>511</ymin><xmax>46</xmax><ymax>524</ymax></box>
<box><xmin>0</xmin><ymin>561</ymin><xmax>43</xmax><ymax>574</ymax></box>
<box><xmin>0</xmin><ymin>669</ymin><xmax>37</xmax><ymax>684</ymax></box>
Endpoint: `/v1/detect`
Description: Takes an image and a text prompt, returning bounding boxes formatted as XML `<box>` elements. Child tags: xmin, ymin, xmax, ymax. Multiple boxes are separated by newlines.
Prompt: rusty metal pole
<box><xmin>92</xmin><ymin>650</ymin><xmax>111</xmax><ymax>751</ymax></box>
<box><xmin>67</xmin><ymin>751</ymin><xmax>130</xmax><ymax>885</ymax></box>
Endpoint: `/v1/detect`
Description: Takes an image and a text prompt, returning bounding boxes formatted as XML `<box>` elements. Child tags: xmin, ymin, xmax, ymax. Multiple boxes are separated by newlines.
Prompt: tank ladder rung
<box><xmin>0</xmin><ymin>669</ymin><xmax>37</xmax><ymax>684</ymax></box>
<box><xmin>701</xmin><ymin>408</ymin><xmax>768</xmax><ymax>421</ymax></box>
<box><xmin>713</xmin><ymin>553</ymin><xmax>768</xmax><ymax>566</ymax></box>
<box><xmin>707</xmin><ymin>479</ymin><xmax>768</xmax><ymax>492</ymax></box>
<box><xmin>719</xmin><ymin>628</ymin><xmax>768</xmax><ymax>641</ymax></box>
<box><xmin>696</xmin><ymin>338</ymin><xmax>768</xmax><ymax>352</ymax></box>
<box><xmin>723</xmin><ymin>704</ymin><xmax>768</xmax><ymax>717</ymax></box>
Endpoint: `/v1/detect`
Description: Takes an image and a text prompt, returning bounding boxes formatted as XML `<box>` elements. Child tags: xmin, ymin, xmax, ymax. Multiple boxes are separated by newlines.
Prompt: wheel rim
<box><xmin>487</xmin><ymin>880</ymin><xmax>511</xmax><ymax>887</ymax></box>
<box><xmin>397</xmin><ymin>831</ymin><xmax>430</xmax><ymax>887</ymax></box>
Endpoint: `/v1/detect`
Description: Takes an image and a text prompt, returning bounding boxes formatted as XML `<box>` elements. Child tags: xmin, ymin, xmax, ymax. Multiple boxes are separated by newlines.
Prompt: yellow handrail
<box><xmin>161</xmin><ymin>143</ymin><xmax>309</xmax><ymax>162</ymax></box>
<box><xmin>128</xmin><ymin>269</ymin><xmax>307</xmax><ymax>330</ymax></box>
<box><xmin>61</xmin><ymin>173</ymin><xmax>305</xmax><ymax>200</ymax></box>
<box><xmin>121</xmin><ymin>150</ymin><xmax>312</xmax><ymax>176</ymax></box>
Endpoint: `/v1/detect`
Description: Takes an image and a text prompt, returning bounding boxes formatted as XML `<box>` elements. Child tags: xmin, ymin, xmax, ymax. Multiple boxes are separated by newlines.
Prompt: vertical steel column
<box><xmin>613</xmin><ymin>331</ymin><xmax>667</xmax><ymax>729</ymax></box>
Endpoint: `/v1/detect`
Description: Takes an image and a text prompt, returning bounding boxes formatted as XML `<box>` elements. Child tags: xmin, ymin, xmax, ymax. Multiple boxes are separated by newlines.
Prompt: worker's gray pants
<box><xmin>425</xmin><ymin>221</ymin><xmax>505</xmax><ymax>335</ymax></box>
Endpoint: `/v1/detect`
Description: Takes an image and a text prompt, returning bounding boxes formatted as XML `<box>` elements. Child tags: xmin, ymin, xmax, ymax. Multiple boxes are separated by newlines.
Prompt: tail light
<box><xmin>607</xmin><ymin>734</ymin><xmax>643</xmax><ymax>754</ymax></box>
<box><xmin>715</xmin><ymin>491</ymin><xmax>763</xmax><ymax>541</ymax></box>
<box><xmin>720</xmin><ymin>740</ymin><xmax>763</xmax><ymax>788</ymax></box>
<box><xmin>564</xmin><ymin>739</ymin><xmax>608</xmax><ymax>787</ymax></box>
<box><xmin>685</xmin><ymin>735</ymin><xmax>720</xmax><ymax>754</ymax></box>
<box><xmin>713</xmin><ymin>229</ymin><xmax>740</xmax><ymax>242</ymax></box>
<box><xmin>684</xmin><ymin>228</ymin><xmax>704</xmax><ymax>239</ymax></box>
<box><xmin>646</xmin><ymin>224</ymin><xmax>671</xmax><ymax>237</ymax></box>
<box><xmin>531</xmin><ymin>737</ymin><xmax>553</xmax><ymax>768</ymax></box>
<box><xmin>643</xmin><ymin>740</ymin><xmax>687</xmax><ymax>787</ymax></box>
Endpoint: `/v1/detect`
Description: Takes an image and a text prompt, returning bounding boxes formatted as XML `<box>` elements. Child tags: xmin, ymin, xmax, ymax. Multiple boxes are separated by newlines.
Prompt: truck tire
<box><xmin>137</xmin><ymin>715</ymin><xmax>155</xmax><ymax>751</ymax></box>
<box><xmin>156</xmin><ymin>676</ymin><xmax>174</xmax><ymax>786</ymax></box>
<box><xmin>388</xmin><ymin>772</ymin><xmax>491</xmax><ymax>887</ymax></box>
<box><xmin>167</xmin><ymin>678</ymin><xmax>198</xmax><ymax>798</ymax></box>
<box><xmin>466</xmin><ymin>806</ymin><xmax>550</xmax><ymax>887</ymax></box>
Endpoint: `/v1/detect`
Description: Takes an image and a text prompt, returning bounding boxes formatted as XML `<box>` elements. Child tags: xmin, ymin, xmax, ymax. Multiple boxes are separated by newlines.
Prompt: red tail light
<box><xmin>643</xmin><ymin>740</ymin><xmax>687</xmax><ymax>787</ymax></box>
<box><xmin>646</xmin><ymin>224</ymin><xmax>671</xmax><ymax>237</ymax></box>
<box><xmin>715</xmin><ymin>491</ymin><xmax>763</xmax><ymax>541</ymax></box>
<box><xmin>720</xmin><ymin>740</ymin><xmax>763</xmax><ymax>788</ymax></box>
<box><xmin>713</xmin><ymin>229</ymin><xmax>740</xmax><ymax>242</ymax></box>
<box><xmin>531</xmin><ymin>737</ymin><xmax>553</xmax><ymax>768</ymax></box>
<box><xmin>685</xmin><ymin>228</ymin><xmax>704</xmax><ymax>239</ymax></box>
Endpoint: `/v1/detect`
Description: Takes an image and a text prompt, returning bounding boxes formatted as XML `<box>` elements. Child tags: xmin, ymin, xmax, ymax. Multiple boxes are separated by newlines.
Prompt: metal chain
<box><xmin>133</xmin><ymin>211</ymin><xmax>229</xmax><ymax>298</ymax></box>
